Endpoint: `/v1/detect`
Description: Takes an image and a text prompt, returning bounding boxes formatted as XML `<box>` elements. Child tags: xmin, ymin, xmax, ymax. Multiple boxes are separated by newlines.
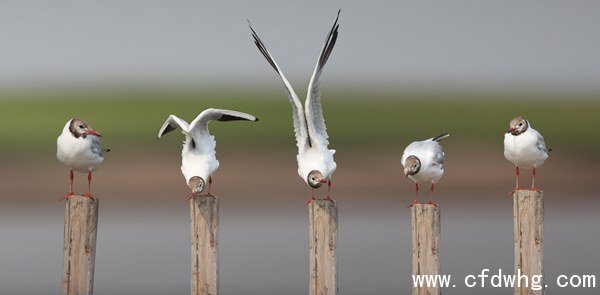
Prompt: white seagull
<box><xmin>57</xmin><ymin>118</ymin><xmax>109</xmax><ymax>199</ymax></box>
<box><xmin>504</xmin><ymin>116</ymin><xmax>550</xmax><ymax>192</ymax></box>
<box><xmin>157</xmin><ymin>108</ymin><xmax>258</xmax><ymax>198</ymax></box>
<box><xmin>249</xmin><ymin>10</ymin><xmax>340</xmax><ymax>203</ymax></box>
<box><xmin>402</xmin><ymin>133</ymin><xmax>451</xmax><ymax>206</ymax></box>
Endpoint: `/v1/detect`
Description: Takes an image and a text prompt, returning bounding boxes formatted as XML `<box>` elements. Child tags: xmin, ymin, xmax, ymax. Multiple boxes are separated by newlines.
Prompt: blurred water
<box><xmin>1</xmin><ymin>193</ymin><xmax>598</xmax><ymax>294</ymax></box>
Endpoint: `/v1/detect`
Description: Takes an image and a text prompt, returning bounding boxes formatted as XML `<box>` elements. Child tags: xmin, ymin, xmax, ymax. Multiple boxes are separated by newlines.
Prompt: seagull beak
<box><xmin>320</xmin><ymin>179</ymin><xmax>328</xmax><ymax>184</ymax></box>
<box><xmin>404</xmin><ymin>170</ymin><xmax>410</xmax><ymax>178</ymax></box>
<box><xmin>87</xmin><ymin>130</ymin><xmax>102</xmax><ymax>137</ymax></box>
<box><xmin>507</xmin><ymin>128</ymin><xmax>515</xmax><ymax>133</ymax></box>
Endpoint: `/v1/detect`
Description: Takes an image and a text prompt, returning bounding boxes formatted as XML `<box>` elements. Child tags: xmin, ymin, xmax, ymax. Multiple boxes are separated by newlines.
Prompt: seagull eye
<box><xmin>79</xmin><ymin>125</ymin><xmax>84</xmax><ymax>129</ymax></box>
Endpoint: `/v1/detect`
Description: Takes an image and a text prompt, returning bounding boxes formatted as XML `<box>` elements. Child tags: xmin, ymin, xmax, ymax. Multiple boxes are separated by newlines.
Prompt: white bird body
<box><xmin>250</xmin><ymin>11</ymin><xmax>340</xmax><ymax>189</ymax></box>
<box><xmin>297</xmin><ymin>147</ymin><xmax>337</xmax><ymax>182</ymax></box>
<box><xmin>158</xmin><ymin>108</ymin><xmax>258</xmax><ymax>193</ymax></box>
<box><xmin>57</xmin><ymin>119</ymin><xmax>105</xmax><ymax>173</ymax></box>
<box><xmin>402</xmin><ymin>137</ymin><xmax>446</xmax><ymax>184</ymax></box>
<box><xmin>181</xmin><ymin>134</ymin><xmax>218</xmax><ymax>185</ymax></box>
<box><xmin>504</xmin><ymin>127</ymin><xmax>548</xmax><ymax>169</ymax></box>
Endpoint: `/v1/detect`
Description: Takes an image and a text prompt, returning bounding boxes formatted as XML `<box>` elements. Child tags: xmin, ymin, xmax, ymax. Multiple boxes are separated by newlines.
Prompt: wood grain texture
<box><xmin>61</xmin><ymin>196</ymin><xmax>99</xmax><ymax>295</ymax></box>
<box><xmin>411</xmin><ymin>204</ymin><xmax>441</xmax><ymax>295</ymax></box>
<box><xmin>309</xmin><ymin>200</ymin><xmax>338</xmax><ymax>295</ymax></box>
<box><xmin>513</xmin><ymin>190</ymin><xmax>544</xmax><ymax>295</ymax></box>
<box><xmin>190</xmin><ymin>196</ymin><xmax>219</xmax><ymax>295</ymax></box>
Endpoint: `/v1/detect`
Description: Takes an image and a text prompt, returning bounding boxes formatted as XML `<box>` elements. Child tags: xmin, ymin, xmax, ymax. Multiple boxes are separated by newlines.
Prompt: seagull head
<box><xmin>69</xmin><ymin>118</ymin><xmax>102</xmax><ymax>138</ymax></box>
<box><xmin>508</xmin><ymin>116</ymin><xmax>528</xmax><ymax>136</ymax></box>
<box><xmin>404</xmin><ymin>156</ymin><xmax>421</xmax><ymax>178</ymax></box>
<box><xmin>188</xmin><ymin>176</ymin><xmax>205</xmax><ymax>195</ymax></box>
<box><xmin>307</xmin><ymin>170</ymin><xmax>327</xmax><ymax>188</ymax></box>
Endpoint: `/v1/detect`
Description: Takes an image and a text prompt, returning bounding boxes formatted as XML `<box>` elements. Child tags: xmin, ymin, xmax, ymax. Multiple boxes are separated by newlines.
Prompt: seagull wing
<box><xmin>157</xmin><ymin>115</ymin><xmax>190</xmax><ymax>139</ymax></box>
<box><xmin>534</xmin><ymin>130</ymin><xmax>549</xmax><ymax>153</ymax></box>
<box><xmin>249</xmin><ymin>21</ymin><xmax>310</xmax><ymax>149</ymax></box>
<box><xmin>305</xmin><ymin>10</ymin><xmax>340</xmax><ymax>147</ymax></box>
<box><xmin>188</xmin><ymin>108</ymin><xmax>258</xmax><ymax>150</ymax></box>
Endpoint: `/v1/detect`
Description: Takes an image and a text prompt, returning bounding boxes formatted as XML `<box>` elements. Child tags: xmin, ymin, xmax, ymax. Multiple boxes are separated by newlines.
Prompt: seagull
<box><xmin>157</xmin><ymin>108</ymin><xmax>258</xmax><ymax>199</ymax></box>
<box><xmin>504</xmin><ymin>116</ymin><xmax>550</xmax><ymax>193</ymax></box>
<box><xmin>57</xmin><ymin>118</ymin><xmax>109</xmax><ymax>199</ymax></box>
<box><xmin>402</xmin><ymin>133</ymin><xmax>451</xmax><ymax>206</ymax></box>
<box><xmin>249</xmin><ymin>10</ymin><xmax>340</xmax><ymax>204</ymax></box>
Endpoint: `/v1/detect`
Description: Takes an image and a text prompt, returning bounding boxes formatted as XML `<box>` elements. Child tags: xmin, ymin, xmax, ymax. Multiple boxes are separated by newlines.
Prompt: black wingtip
<box><xmin>254</xmin><ymin>117</ymin><xmax>260</xmax><ymax>122</ymax></box>
<box><xmin>432</xmin><ymin>132</ymin><xmax>452</xmax><ymax>142</ymax></box>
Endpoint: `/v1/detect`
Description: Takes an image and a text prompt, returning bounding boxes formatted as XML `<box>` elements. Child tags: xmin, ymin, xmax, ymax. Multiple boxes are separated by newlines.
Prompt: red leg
<box><xmin>206</xmin><ymin>176</ymin><xmax>215</xmax><ymax>197</ymax></box>
<box><xmin>83</xmin><ymin>171</ymin><xmax>94</xmax><ymax>198</ymax></box>
<box><xmin>530</xmin><ymin>167</ymin><xmax>541</xmax><ymax>191</ymax></box>
<box><xmin>407</xmin><ymin>183</ymin><xmax>420</xmax><ymax>207</ymax></box>
<box><xmin>305</xmin><ymin>188</ymin><xmax>316</xmax><ymax>205</ymax></box>
<box><xmin>427</xmin><ymin>183</ymin><xmax>438</xmax><ymax>205</ymax></box>
<box><xmin>324</xmin><ymin>179</ymin><xmax>334</xmax><ymax>202</ymax></box>
<box><xmin>508</xmin><ymin>166</ymin><xmax>521</xmax><ymax>196</ymax></box>
<box><xmin>61</xmin><ymin>170</ymin><xmax>75</xmax><ymax>200</ymax></box>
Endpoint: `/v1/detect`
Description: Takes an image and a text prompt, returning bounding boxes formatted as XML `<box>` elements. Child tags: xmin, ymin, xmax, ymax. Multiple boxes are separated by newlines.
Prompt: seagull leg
<box><xmin>324</xmin><ymin>179</ymin><xmax>334</xmax><ymax>202</ymax></box>
<box><xmin>305</xmin><ymin>188</ymin><xmax>316</xmax><ymax>205</ymax></box>
<box><xmin>83</xmin><ymin>171</ymin><xmax>94</xmax><ymax>199</ymax></box>
<box><xmin>427</xmin><ymin>183</ymin><xmax>438</xmax><ymax>205</ymax></box>
<box><xmin>508</xmin><ymin>166</ymin><xmax>522</xmax><ymax>196</ymax></box>
<box><xmin>61</xmin><ymin>170</ymin><xmax>75</xmax><ymax>200</ymax></box>
<box><xmin>530</xmin><ymin>167</ymin><xmax>541</xmax><ymax>191</ymax></box>
<box><xmin>205</xmin><ymin>176</ymin><xmax>216</xmax><ymax>198</ymax></box>
<box><xmin>407</xmin><ymin>183</ymin><xmax>420</xmax><ymax>208</ymax></box>
<box><xmin>187</xmin><ymin>192</ymin><xmax>199</xmax><ymax>201</ymax></box>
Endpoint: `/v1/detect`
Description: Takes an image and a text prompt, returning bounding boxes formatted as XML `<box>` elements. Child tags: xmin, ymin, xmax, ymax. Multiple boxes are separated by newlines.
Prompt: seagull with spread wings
<box><xmin>158</xmin><ymin>108</ymin><xmax>258</xmax><ymax>199</ymax></box>
<box><xmin>249</xmin><ymin>10</ymin><xmax>340</xmax><ymax>203</ymax></box>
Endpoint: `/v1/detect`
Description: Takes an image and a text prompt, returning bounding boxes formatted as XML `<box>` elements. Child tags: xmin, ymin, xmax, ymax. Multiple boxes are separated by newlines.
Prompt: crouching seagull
<box><xmin>57</xmin><ymin>118</ymin><xmax>110</xmax><ymax>199</ymax></box>
<box><xmin>158</xmin><ymin>108</ymin><xmax>258</xmax><ymax>199</ymax></box>
<box><xmin>504</xmin><ymin>116</ymin><xmax>550</xmax><ymax>193</ymax></box>
<box><xmin>402</xmin><ymin>133</ymin><xmax>451</xmax><ymax>206</ymax></box>
<box><xmin>249</xmin><ymin>10</ymin><xmax>340</xmax><ymax>204</ymax></box>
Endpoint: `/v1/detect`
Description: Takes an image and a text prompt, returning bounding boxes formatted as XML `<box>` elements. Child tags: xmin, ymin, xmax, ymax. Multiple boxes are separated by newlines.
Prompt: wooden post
<box><xmin>61</xmin><ymin>195</ymin><xmax>99</xmax><ymax>295</ymax></box>
<box><xmin>513</xmin><ymin>190</ymin><xmax>544</xmax><ymax>295</ymax></box>
<box><xmin>411</xmin><ymin>204</ymin><xmax>441</xmax><ymax>295</ymax></box>
<box><xmin>190</xmin><ymin>196</ymin><xmax>219</xmax><ymax>295</ymax></box>
<box><xmin>309</xmin><ymin>200</ymin><xmax>338</xmax><ymax>295</ymax></box>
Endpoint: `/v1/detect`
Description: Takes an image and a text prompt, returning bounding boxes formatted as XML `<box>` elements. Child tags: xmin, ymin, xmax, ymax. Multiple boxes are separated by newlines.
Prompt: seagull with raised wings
<box><xmin>57</xmin><ymin>118</ymin><xmax>110</xmax><ymax>199</ymax></box>
<box><xmin>402</xmin><ymin>133</ymin><xmax>451</xmax><ymax>206</ymax></box>
<box><xmin>504</xmin><ymin>116</ymin><xmax>550</xmax><ymax>193</ymax></box>
<box><xmin>249</xmin><ymin>10</ymin><xmax>340</xmax><ymax>203</ymax></box>
<box><xmin>158</xmin><ymin>108</ymin><xmax>258</xmax><ymax>199</ymax></box>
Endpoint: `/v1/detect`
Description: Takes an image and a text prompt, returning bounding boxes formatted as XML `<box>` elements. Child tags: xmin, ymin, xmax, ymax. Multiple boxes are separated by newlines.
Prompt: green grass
<box><xmin>1</xmin><ymin>89</ymin><xmax>599</xmax><ymax>157</ymax></box>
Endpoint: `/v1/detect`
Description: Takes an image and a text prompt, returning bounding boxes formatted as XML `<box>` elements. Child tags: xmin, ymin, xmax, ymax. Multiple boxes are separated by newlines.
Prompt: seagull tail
<box><xmin>432</xmin><ymin>132</ymin><xmax>452</xmax><ymax>142</ymax></box>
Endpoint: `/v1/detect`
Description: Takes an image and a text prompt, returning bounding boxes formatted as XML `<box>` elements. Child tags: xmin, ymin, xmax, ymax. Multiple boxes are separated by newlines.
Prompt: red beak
<box><xmin>320</xmin><ymin>179</ymin><xmax>328</xmax><ymax>184</ymax></box>
<box><xmin>507</xmin><ymin>128</ymin><xmax>515</xmax><ymax>133</ymax></box>
<box><xmin>87</xmin><ymin>130</ymin><xmax>102</xmax><ymax>137</ymax></box>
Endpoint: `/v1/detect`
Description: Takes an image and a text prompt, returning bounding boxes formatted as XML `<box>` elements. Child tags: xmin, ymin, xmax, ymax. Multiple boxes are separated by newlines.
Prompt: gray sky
<box><xmin>1</xmin><ymin>0</ymin><xmax>599</xmax><ymax>90</ymax></box>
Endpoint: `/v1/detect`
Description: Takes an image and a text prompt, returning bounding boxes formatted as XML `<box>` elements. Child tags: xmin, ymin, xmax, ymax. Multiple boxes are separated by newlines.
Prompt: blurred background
<box><xmin>1</xmin><ymin>1</ymin><xmax>599</xmax><ymax>294</ymax></box>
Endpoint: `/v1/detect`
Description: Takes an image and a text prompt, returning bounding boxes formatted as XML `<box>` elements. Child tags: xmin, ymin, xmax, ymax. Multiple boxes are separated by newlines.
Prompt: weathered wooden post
<box><xmin>190</xmin><ymin>196</ymin><xmax>219</xmax><ymax>295</ymax></box>
<box><xmin>61</xmin><ymin>195</ymin><xmax>99</xmax><ymax>295</ymax></box>
<box><xmin>309</xmin><ymin>200</ymin><xmax>338</xmax><ymax>295</ymax></box>
<box><xmin>513</xmin><ymin>190</ymin><xmax>544</xmax><ymax>295</ymax></box>
<box><xmin>411</xmin><ymin>204</ymin><xmax>441</xmax><ymax>295</ymax></box>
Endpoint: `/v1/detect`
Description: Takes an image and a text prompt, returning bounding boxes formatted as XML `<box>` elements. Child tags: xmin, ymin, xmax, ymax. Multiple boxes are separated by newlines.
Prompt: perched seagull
<box><xmin>57</xmin><ymin>118</ymin><xmax>109</xmax><ymax>199</ymax></box>
<box><xmin>504</xmin><ymin>116</ymin><xmax>550</xmax><ymax>192</ymax></box>
<box><xmin>249</xmin><ymin>10</ymin><xmax>340</xmax><ymax>203</ymax></box>
<box><xmin>157</xmin><ymin>108</ymin><xmax>258</xmax><ymax>199</ymax></box>
<box><xmin>402</xmin><ymin>133</ymin><xmax>451</xmax><ymax>206</ymax></box>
